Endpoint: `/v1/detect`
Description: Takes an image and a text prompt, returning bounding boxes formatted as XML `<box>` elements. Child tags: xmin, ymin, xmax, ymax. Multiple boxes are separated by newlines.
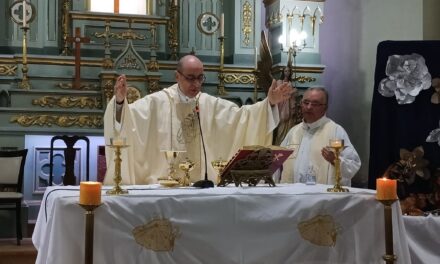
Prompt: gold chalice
<box><xmin>211</xmin><ymin>158</ymin><xmax>228</xmax><ymax>185</ymax></box>
<box><xmin>178</xmin><ymin>158</ymin><xmax>195</xmax><ymax>187</ymax></box>
<box><xmin>327</xmin><ymin>139</ymin><xmax>349</xmax><ymax>192</ymax></box>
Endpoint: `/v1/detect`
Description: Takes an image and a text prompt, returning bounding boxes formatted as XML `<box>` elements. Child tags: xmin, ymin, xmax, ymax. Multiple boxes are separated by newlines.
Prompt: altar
<box><xmin>32</xmin><ymin>184</ymin><xmax>411</xmax><ymax>264</ymax></box>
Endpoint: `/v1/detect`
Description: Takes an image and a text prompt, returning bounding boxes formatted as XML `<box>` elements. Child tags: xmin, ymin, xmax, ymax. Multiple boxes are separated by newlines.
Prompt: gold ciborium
<box><xmin>211</xmin><ymin>158</ymin><xmax>228</xmax><ymax>185</ymax></box>
<box><xmin>327</xmin><ymin>139</ymin><xmax>349</xmax><ymax>192</ymax></box>
<box><xmin>161</xmin><ymin>150</ymin><xmax>186</xmax><ymax>181</ymax></box>
<box><xmin>178</xmin><ymin>158</ymin><xmax>194</xmax><ymax>187</ymax></box>
<box><xmin>107</xmin><ymin>137</ymin><xmax>129</xmax><ymax>195</ymax></box>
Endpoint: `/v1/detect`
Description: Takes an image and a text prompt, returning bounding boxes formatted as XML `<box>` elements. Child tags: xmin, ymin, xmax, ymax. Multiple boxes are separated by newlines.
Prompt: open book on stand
<box><xmin>217</xmin><ymin>145</ymin><xmax>293</xmax><ymax>187</ymax></box>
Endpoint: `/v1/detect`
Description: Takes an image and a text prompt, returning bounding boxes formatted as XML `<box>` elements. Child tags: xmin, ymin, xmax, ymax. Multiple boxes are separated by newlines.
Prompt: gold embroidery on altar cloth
<box><xmin>297</xmin><ymin>214</ymin><xmax>339</xmax><ymax>247</ymax></box>
<box><xmin>132</xmin><ymin>218</ymin><xmax>181</xmax><ymax>252</ymax></box>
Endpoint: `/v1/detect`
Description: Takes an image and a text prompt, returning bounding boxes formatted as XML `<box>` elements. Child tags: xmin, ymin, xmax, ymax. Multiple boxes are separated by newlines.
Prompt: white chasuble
<box><xmin>280</xmin><ymin>119</ymin><xmax>336</xmax><ymax>184</ymax></box>
<box><xmin>279</xmin><ymin>116</ymin><xmax>361</xmax><ymax>186</ymax></box>
<box><xmin>103</xmin><ymin>84</ymin><xmax>278</xmax><ymax>185</ymax></box>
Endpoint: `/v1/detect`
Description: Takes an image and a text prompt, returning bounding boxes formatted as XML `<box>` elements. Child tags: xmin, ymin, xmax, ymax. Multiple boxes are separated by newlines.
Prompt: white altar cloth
<box><xmin>403</xmin><ymin>215</ymin><xmax>440</xmax><ymax>263</ymax></box>
<box><xmin>33</xmin><ymin>184</ymin><xmax>411</xmax><ymax>264</ymax></box>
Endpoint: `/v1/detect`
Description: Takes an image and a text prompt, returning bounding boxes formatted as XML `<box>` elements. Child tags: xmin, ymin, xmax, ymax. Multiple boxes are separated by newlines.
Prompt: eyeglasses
<box><xmin>177</xmin><ymin>70</ymin><xmax>206</xmax><ymax>83</ymax></box>
<box><xmin>301</xmin><ymin>100</ymin><xmax>326</xmax><ymax>107</ymax></box>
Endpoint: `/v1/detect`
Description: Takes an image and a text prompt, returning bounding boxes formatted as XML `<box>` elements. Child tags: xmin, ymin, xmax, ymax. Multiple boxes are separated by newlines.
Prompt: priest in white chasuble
<box><xmin>103</xmin><ymin>55</ymin><xmax>293</xmax><ymax>185</ymax></box>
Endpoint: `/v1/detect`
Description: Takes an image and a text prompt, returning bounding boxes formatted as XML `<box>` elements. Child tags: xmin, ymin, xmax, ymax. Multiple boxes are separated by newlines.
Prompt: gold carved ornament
<box><xmin>167</xmin><ymin>0</ymin><xmax>179</xmax><ymax>60</ymax></box>
<box><xmin>224</xmin><ymin>73</ymin><xmax>255</xmax><ymax>84</ymax></box>
<box><xmin>242</xmin><ymin>1</ymin><xmax>252</xmax><ymax>46</ymax></box>
<box><xmin>126</xmin><ymin>86</ymin><xmax>141</xmax><ymax>104</ymax></box>
<box><xmin>10</xmin><ymin>115</ymin><xmax>103</xmax><ymax>128</ymax></box>
<box><xmin>0</xmin><ymin>65</ymin><xmax>17</xmax><ymax>76</ymax></box>
<box><xmin>57</xmin><ymin>83</ymin><xmax>100</xmax><ymax>90</ymax></box>
<box><xmin>147</xmin><ymin>78</ymin><xmax>161</xmax><ymax>94</ymax></box>
<box><xmin>293</xmin><ymin>76</ymin><xmax>316</xmax><ymax>84</ymax></box>
<box><xmin>32</xmin><ymin>96</ymin><xmax>102</xmax><ymax>109</ymax></box>
<box><xmin>297</xmin><ymin>214</ymin><xmax>339</xmax><ymax>247</ymax></box>
<box><xmin>103</xmin><ymin>79</ymin><xmax>114</xmax><ymax>103</ymax></box>
<box><xmin>147</xmin><ymin>60</ymin><xmax>159</xmax><ymax>72</ymax></box>
<box><xmin>132</xmin><ymin>218</ymin><xmax>180</xmax><ymax>252</ymax></box>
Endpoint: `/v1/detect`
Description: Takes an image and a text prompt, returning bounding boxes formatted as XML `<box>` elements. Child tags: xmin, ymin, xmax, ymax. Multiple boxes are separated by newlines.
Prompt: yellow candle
<box><xmin>79</xmin><ymin>181</ymin><xmax>102</xmax><ymax>205</ymax></box>
<box><xmin>376</xmin><ymin>178</ymin><xmax>398</xmax><ymax>200</ymax></box>
<box><xmin>329</xmin><ymin>139</ymin><xmax>343</xmax><ymax>148</ymax></box>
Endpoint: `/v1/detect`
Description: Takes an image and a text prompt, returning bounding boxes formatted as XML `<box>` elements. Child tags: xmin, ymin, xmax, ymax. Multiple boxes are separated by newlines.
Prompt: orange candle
<box><xmin>376</xmin><ymin>178</ymin><xmax>398</xmax><ymax>200</ymax></box>
<box><xmin>79</xmin><ymin>181</ymin><xmax>102</xmax><ymax>205</ymax></box>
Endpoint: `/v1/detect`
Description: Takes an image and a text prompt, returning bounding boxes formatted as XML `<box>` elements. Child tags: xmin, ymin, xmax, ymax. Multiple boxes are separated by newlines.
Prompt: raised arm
<box><xmin>114</xmin><ymin>74</ymin><xmax>128</xmax><ymax>122</ymax></box>
<box><xmin>267</xmin><ymin>79</ymin><xmax>293</xmax><ymax>106</ymax></box>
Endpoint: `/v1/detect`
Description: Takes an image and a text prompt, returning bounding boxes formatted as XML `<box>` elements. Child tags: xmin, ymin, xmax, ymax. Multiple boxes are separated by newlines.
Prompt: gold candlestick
<box><xmin>327</xmin><ymin>139</ymin><xmax>349</xmax><ymax>192</ymax></box>
<box><xmin>378</xmin><ymin>199</ymin><xmax>398</xmax><ymax>264</ymax></box>
<box><xmin>211</xmin><ymin>158</ymin><xmax>228</xmax><ymax>185</ymax></box>
<box><xmin>79</xmin><ymin>204</ymin><xmax>101</xmax><ymax>264</ymax></box>
<box><xmin>19</xmin><ymin>26</ymin><xmax>31</xmax><ymax>90</ymax></box>
<box><xmin>168</xmin><ymin>0</ymin><xmax>179</xmax><ymax>60</ymax></box>
<box><xmin>106</xmin><ymin>138</ymin><xmax>128</xmax><ymax>195</ymax></box>
<box><xmin>217</xmin><ymin>36</ymin><xmax>228</xmax><ymax>95</ymax></box>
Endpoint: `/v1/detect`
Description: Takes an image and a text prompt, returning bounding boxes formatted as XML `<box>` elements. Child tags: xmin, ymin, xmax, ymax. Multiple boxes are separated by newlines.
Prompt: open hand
<box><xmin>114</xmin><ymin>74</ymin><xmax>127</xmax><ymax>103</ymax></box>
<box><xmin>268</xmin><ymin>79</ymin><xmax>294</xmax><ymax>106</ymax></box>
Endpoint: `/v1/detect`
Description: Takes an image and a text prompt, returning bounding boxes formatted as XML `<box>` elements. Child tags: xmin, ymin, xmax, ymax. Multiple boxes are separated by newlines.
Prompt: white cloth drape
<box><xmin>33</xmin><ymin>184</ymin><xmax>411</xmax><ymax>264</ymax></box>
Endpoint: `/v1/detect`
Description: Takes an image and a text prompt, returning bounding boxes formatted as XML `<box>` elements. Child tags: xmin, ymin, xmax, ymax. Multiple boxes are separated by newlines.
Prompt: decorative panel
<box><xmin>33</xmin><ymin>147</ymin><xmax>82</xmax><ymax>193</ymax></box>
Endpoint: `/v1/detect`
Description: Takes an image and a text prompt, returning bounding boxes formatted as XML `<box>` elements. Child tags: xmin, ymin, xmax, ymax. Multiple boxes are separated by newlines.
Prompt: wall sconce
<box><xmin>278</xmin><ymin>28</ymin><xmax>307</xmax><ymax>68</ymax></box>
<box><xmin>271</xmin><ymin>1</ymin><xmax>323</xmax><ymax>68</ymax></box>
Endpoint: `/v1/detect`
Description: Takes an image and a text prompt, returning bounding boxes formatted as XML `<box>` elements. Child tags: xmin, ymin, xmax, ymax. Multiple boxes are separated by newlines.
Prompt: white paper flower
<box><xmin>378</xmin><ymin>53</ymin><xmax>432</xmax><ymax>104</ymax></box>
<box><xmin>426</xmin><ymin>120</ymin><xmax>440</xmax><ymax>146</ymax></box>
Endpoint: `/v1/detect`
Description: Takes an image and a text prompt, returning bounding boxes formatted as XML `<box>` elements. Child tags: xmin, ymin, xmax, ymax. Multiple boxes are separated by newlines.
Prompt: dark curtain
<box><xmin>368</xmin><ymin>40</ymin><xmax>440</xmax><ymax>191</ymax></box>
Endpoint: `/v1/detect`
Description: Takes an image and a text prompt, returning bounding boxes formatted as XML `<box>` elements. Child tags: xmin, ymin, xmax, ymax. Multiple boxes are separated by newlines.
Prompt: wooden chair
<box><xmin>49</xmin><ymin>135</ymin><xmax>90</xmax><ymax>186</ymax></box>
<box><xmin>0</xmin><ymin>149</ymin><xmax>28</xmax><ymax>245</ymax></box>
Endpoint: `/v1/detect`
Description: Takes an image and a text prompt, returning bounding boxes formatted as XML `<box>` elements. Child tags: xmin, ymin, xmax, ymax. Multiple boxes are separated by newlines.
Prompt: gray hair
<box><xmin>305</xmin><ymin>86</ymin><xmax>329</xmax><ymax>105</ymax></box>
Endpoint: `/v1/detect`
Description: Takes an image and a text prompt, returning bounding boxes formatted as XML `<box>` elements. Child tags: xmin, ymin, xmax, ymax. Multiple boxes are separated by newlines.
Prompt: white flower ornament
<box><xmin>378</xmin><ymin>53</ymin><xmax>431</xmax><ymax>104</ymax></box>
<box><xmin>426</xmin><ymin>120</ymin><xmax>440</xmax><ymax>147</ymax></box>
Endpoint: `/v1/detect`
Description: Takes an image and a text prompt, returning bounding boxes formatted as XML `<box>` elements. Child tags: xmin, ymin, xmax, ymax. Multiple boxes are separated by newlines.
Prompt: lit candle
<box><xmin>22</xmin><ymin>0</ymin><xmax>27</xmax><ymax>28</ymax></box>
<box><xmin>254</xmin><ymin>47</ymin><xmax>258</xmax><ymax>70</ymax></box>
<box><xmin>79</xmin><ymin>182</ymin><xmax>102</xmax><ymax>205</ymax></box>
<box><xmin>329</xmin><ymin>139</ymin><xmax>343</xmax><ymax>148</ymax></box>
<box><xmin>220</xmin><ymin>13</ymin><xmax>224</xmax><ymax>37</ymax></box>
<box><xmin>111</xmin><ymin>137</ymin><xmax>125</xmax><ymax>146</ymax></box>
<box><xmin>376</xmin><ymin>178</ymin><xmax>398</xmax><ymax>200</ymax></box>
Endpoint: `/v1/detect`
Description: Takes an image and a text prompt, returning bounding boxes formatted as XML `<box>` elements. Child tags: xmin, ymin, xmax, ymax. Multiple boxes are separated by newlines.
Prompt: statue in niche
<box><xmin>256</xmin><ymin>31</ymin><xmax>300</xmax><ymax>145</ymax></box>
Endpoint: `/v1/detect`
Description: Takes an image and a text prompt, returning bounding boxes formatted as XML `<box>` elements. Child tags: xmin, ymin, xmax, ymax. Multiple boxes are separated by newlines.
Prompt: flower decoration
<box><xmin>386</xmin><ymin>146</ymin><xmax>430</xmax><ymax>185</ymax></box>
<box><xmin>431</xmin><ymin>77</ymin><xmax>440</xmax><ymax>104</ymax></box>
<box><xmin>426</xmin><ymin>120</ymin><xmax>440</xmax><ymax>146</ymax></box>
<box><xmin>378</xmin><ymin>53</ymin><xmax>431</xmax><ymax>104</ymax></box>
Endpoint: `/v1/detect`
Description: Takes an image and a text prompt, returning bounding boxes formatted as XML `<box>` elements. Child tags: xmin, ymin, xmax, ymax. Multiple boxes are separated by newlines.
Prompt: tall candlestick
<box><xmin>22</xmin><ymin>0</ymin><xmax>27</xmax><ymax>27</ymax></box>
<box><xmin>79</xmin><ymin>181</ymin><xmax>102</xmax><ymax>205</ymax></box>
<box><xmin>220</xmin><ymin>13</ymin><xmax>224</xmax><ymax>37</ymax></box>
<box><xmin>376</xmin><ymin>178</ymin><xmax>398</xmax><ymax>200</ymax></box>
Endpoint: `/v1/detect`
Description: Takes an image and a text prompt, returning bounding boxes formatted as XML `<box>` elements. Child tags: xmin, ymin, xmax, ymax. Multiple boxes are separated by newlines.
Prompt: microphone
<box><xmin>192</xmin><ymin>104</ymin><xmax>214</xmax><ymax>188</ymax></box>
